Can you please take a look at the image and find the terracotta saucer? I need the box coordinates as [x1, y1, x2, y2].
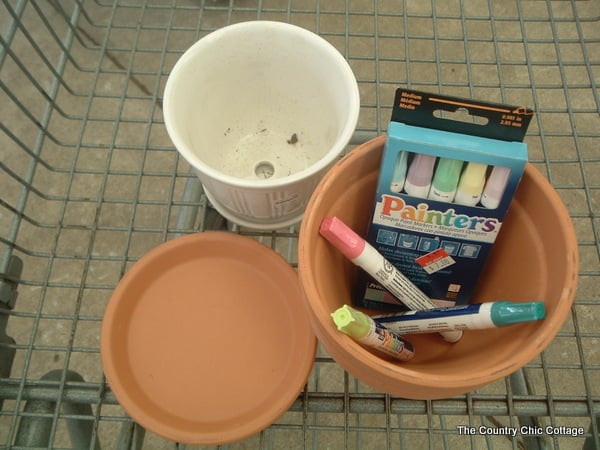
[101, 232, 316, 445]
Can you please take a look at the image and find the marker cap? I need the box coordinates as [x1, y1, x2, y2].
[404, 154, 436, 198]
[428, 158, 464, 201]
[454, 162, 488, 206]
[320, 216, 365, 260]
[441, 329, 463, 343]
[490, 301, 546, 326]
[331, 305, 370, 338]
[390, 151, 409, 193]
[481, 166, 511, 209]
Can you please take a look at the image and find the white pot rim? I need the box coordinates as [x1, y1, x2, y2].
[163, 20, 360, 189]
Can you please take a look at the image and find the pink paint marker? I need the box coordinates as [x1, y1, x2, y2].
[319, 216, 463, 343]
[481, 165, 511, 209]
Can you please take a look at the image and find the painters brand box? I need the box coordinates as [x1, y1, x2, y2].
[357, 89, 534, 309]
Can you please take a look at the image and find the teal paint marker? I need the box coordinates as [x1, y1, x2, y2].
[390, 151, 409, 193]
[404, 154, 437, 198]
[373, 301, 546, 334]
[454, 162, 488, 206]
[481, 166, 511, 209]
[428, 158, 464, 202]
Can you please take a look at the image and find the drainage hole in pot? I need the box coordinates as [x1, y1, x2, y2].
[255, 161, 275, 179]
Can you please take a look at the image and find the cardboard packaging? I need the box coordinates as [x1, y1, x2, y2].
[357, 89, 534, 310]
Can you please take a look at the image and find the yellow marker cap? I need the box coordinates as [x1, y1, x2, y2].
[331, 305, 371, 339]
[455, 162, 488, 206]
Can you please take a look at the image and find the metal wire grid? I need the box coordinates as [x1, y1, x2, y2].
[0, 0, 599, 448]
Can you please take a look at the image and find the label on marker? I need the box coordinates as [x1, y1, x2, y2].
[416, 248, 455, 274]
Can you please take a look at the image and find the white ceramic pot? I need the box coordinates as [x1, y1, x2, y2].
[164, 21, 359, 229]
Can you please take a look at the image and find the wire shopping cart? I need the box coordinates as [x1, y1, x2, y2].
[1, 0, 599, 448]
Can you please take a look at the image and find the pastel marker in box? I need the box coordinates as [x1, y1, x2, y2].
[481, 166, 511, 209]
[454, 162, 488, 206]
[373, 301, 546, 335]
[331, 305, 415, 361]
[403, 154, 437, 198]
[390, 151, 409, 193]
[428, 158, 464, 202]
[319, 216, 463, 343]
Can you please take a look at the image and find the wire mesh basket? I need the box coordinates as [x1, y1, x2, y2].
[1, 0, 599, 449]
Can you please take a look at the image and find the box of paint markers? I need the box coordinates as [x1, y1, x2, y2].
[358, 89, 534, 309]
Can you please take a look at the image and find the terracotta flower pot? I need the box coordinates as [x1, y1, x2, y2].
[298, 135, 578, 400]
